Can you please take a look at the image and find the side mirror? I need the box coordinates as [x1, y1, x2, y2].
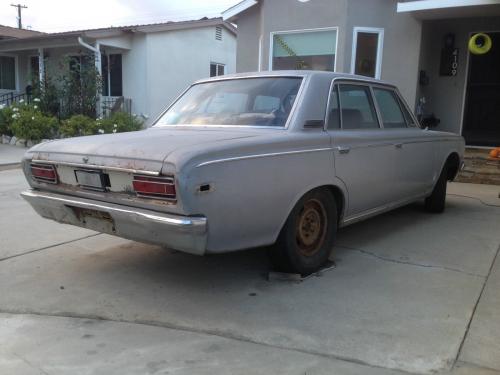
[421, 115, 440, 128]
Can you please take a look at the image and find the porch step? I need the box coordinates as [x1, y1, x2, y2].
[455, 148, 500, 186]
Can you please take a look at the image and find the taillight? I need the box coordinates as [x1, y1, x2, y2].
[31, 163, 58, 184]
[132, 175, 176, 200]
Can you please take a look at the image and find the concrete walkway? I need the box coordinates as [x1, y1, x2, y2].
[1, 168, 499, 375]
[0, 144, 27, 169]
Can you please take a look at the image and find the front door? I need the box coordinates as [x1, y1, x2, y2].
[463, 32, 500, 146]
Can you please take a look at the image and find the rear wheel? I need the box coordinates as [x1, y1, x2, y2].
[425, 165, 448, 213]
[269, 189, 337, 275]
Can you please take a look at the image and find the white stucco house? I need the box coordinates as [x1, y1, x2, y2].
[0, 18, 236, 125]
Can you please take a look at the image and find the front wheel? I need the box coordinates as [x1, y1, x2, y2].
[425, 165, 448, 213]
[269, 189, 337, 275]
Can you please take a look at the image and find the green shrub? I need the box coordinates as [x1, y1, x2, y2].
[0, 105, 14, 136]
[10, 103, 58, 141]
[60, 114, 97, 137]
[99, 112, 143, 134]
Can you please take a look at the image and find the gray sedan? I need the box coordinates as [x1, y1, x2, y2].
[21, 71, 465, 274]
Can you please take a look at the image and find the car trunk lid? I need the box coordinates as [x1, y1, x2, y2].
[30, 127, 258, 173]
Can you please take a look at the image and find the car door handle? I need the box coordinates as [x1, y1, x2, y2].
[394, 143, 403, 149]
[336, 146, 351, 154]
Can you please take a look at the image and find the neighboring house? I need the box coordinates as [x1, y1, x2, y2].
[0, 24, 43, 40]
[0, 25, 43, 95]
[0, 18, 236, 125]
[223, 0, 500, 146]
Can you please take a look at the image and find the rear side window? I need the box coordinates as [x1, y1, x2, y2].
[338, 84, 379, 129]
[373, 88, 407, 128]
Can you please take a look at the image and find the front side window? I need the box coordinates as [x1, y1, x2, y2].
[373, 88, 406, 128]
[338, 84, 378, 129]
[0, 56, 16, 90]
[155, 77, 302, 128]
[272, 29, 337, 71]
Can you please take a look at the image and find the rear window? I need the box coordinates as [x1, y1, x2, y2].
[155, 77, 302, 128]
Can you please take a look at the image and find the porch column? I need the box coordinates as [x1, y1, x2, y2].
[95, 42, 102, 76]
[38, 47, 45, 88]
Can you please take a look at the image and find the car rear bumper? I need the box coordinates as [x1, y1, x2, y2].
[21, 189, 207, 255]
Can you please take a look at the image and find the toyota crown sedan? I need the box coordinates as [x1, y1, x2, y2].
[21, 71, 465, 275]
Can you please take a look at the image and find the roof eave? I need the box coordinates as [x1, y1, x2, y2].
[222, 0, 258, 22]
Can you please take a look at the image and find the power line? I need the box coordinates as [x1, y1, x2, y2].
[10, 3, 27, 29]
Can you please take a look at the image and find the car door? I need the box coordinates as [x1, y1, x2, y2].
[326, 82, 396, 218]
[371, 86, 436, 200]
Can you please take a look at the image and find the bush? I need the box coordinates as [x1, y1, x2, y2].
[60, 114, 96, 137]
[10, 103, 58, 141]
[98, 112, 143, 134]
[0, 105, 14, 136]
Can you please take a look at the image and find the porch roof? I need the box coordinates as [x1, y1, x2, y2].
[0, 17, 236, 53]
[397, 0, 500, 19]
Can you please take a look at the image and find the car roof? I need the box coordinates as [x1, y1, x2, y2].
[194, 70, 395, 88]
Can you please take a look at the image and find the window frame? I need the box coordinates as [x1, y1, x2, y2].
[350, 27, 384, 79]
[269, 26, 339, 72]
[210, 62, 225, 77]
[153, 75, 306, 130]
[0, 53, 18, 91]
[371, 86, 409, 129]
[333, 81, 381, 130]
[101, 53, 123, 97]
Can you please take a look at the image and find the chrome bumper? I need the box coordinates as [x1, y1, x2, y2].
[21, 189, 207, 255]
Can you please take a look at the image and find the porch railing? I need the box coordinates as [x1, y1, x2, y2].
[0, 92, 32, 107]
[99, 96, 132, 118]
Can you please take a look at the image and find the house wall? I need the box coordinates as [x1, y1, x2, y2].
[345, 0, 422, 106]
[119, 26, 236, 126]
[235, 4, 262, 72]
[233, 0, 421, 108]
[142, 26, 236, 125]
[121, 34, 148, 121]
[417, 17, 500, 134]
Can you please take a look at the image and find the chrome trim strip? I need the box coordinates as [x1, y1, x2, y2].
[32, 160, 160, 176]
[21, 189, 204, 228]
[196, 147, 332, 168]
[341, 191, 430, 227]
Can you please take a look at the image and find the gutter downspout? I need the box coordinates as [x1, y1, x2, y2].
[78, 37, 102, 75]
[78, 37, 102, 116]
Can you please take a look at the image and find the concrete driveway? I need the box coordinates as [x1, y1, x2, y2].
[1, 167, 499, 375]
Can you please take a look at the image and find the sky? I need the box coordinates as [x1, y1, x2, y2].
[0, 0, 240, 32]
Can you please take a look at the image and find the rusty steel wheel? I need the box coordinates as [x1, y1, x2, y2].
[295, 199, 328, 257]
[270, 188, 338, 275]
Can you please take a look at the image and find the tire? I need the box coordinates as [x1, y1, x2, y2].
[425, 165, 448, 213]
[269, 189, 338, 275]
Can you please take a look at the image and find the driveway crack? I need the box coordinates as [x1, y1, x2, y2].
[0, 234, 101, 262]
[338, 245, 486, 278]
[453, 243, 500, 369]
[448, 193, 500, 208]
